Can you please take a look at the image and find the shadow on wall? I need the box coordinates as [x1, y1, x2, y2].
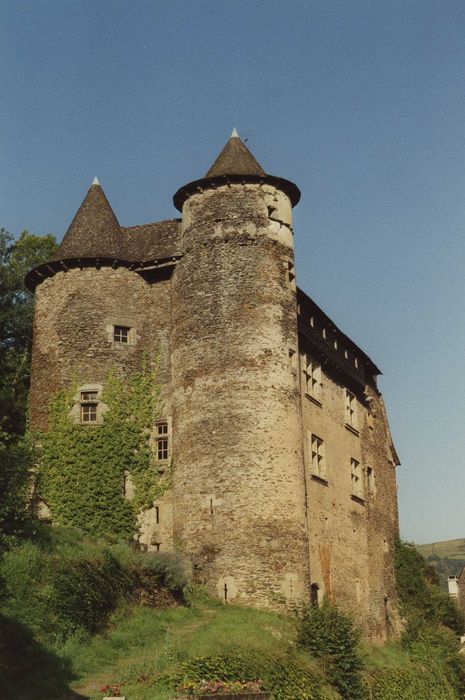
[0, 614, 86, 700]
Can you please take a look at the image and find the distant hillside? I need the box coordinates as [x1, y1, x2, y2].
[416, 538, 465, 590]
[417, 538, 465, 561]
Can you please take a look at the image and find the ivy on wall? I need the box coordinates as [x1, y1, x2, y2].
[37, 362, 170, 539]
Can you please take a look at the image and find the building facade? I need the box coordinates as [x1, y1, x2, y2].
[27, 131, 400, 640]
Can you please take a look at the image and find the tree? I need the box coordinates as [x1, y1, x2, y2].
[0, 229, 57, 435]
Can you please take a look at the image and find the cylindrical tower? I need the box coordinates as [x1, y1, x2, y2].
[171, 131, 310, 607]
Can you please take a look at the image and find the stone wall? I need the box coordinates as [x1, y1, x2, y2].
[170, 182, 310, 607]
[298, 348, 399, 640]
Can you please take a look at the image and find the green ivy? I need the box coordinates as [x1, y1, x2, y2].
[37, 362, 169, 539]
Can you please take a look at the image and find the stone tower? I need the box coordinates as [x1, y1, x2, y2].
[170, 130, 310, 605]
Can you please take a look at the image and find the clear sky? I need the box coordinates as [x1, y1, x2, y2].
[2, 0, 465, 544]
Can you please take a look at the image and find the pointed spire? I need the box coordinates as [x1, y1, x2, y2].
[56, 180, 122, 259]
[205, 130, 265, 178]
[91, 176, 100, 186]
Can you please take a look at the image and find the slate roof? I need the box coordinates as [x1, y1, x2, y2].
[53, 181, 181, 263]
[205, 132, 266, 177]
[173, 130, 301, 210]
[121, 220, 181, 261]
[56, 181, 123, 260]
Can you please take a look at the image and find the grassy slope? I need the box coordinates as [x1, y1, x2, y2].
[63, 598, 308, 699]
[51, 596, 408, 700]
[417, 538, 465, 561]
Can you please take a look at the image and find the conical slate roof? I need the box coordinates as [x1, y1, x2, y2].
[56, 179, 122, 259]
[205, 129, 266, 178]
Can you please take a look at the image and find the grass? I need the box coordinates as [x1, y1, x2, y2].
[61, 594, 302, 700]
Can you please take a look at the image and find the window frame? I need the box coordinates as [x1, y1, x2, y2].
[154, 418, 171, 467]
[302, 354, 322, 405]
[344, 389, 359, 433]
[350, 457, 364, 501]
[310, 434, 327, 481]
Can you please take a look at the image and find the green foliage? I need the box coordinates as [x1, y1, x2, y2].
[408, 625, 465, 697]
[297, 600, 366, 699]
[368, 663, 456, 699]
[0, 228, 57, 435]
[177, 652, 325, 700]
[0, 431, 33, 548]
[395, 539, 465, 636]
[37, 363, 169, 539]
[0, 531, 187, 644]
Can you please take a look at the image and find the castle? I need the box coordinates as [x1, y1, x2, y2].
[27, 130, 400, 640]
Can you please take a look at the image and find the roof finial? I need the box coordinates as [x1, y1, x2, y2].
[230, 127, 239, 139]
[91, 176, 100, 186]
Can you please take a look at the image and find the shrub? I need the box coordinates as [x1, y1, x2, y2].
[0, 533, 188, 643]
[395, 539, 465, 636]
[408, 625, 465, 697]
[177, 652, 325, 700]
[368, 663, 456, 699]
[297, 600, 366, 699]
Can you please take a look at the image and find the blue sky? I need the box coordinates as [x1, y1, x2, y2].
[2, 0, 465, 544]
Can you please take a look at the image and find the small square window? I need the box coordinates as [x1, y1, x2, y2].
[114, 325, 130, 343]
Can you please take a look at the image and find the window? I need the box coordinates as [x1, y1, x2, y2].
[155, 420, 170, 462]
[80, 391, 98, 423]
[311, 434, 326, 479]
[351, 458, 363, 499]
[344, 389, 358, 430]
[113, 325, 130, 343]
[303, 355, 321, 401]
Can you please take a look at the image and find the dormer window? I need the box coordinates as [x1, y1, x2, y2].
[114, 325, 130, 343]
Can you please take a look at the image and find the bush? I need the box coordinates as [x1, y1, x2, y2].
[0, 432, 33, 548]
[395, 539, 465, 635]
[0, 531, 188, 643]
[177, 652, 325, 700]
[297, 600, 366, 699]
[368, 663, 456, 699]
[408, 625, 465, 697]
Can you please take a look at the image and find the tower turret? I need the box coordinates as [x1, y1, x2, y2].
[170, 131, 310, 606]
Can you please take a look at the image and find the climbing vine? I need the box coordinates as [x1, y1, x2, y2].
[37, 361, 171, 539]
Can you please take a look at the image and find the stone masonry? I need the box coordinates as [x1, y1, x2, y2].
[27, 130, 401, 640]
